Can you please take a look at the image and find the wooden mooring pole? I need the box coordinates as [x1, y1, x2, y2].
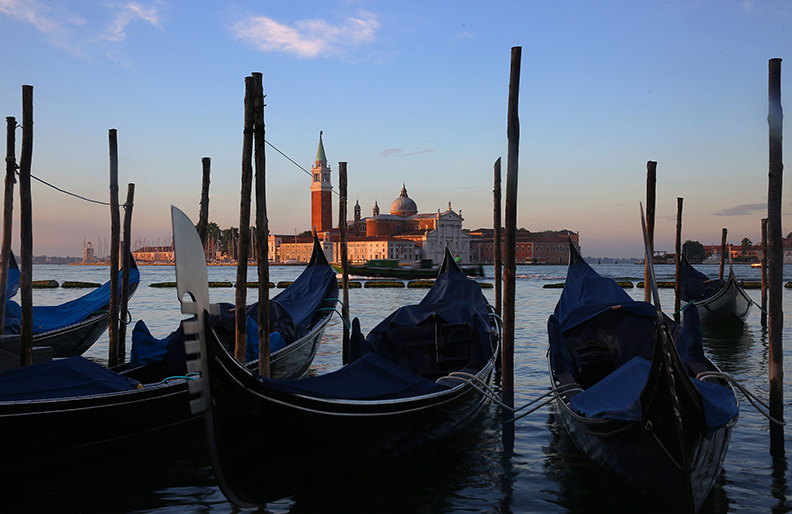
[761, 218, 767, 328]
[108, 129, 121, 366]
[719, 228, 727, 280]
[198, 157, 211, 248]
[674, 197, 683, 323]
[19, 86, 33, 367]
[502, 46, 521, 426]
[252, 72, 270, 378]
[339, 162, 350, 364]
[0, 117, 17, 335]
[235, 75, 255, 364]
[494, 157, 502, 319]
[766, 57, 784, 455]
[644, 161, 656, 303]
[118, 183, 134, 362]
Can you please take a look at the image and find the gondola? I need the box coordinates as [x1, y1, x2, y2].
[678, 254, 752, 322]
[0, 233, 338, 474]
[0, 253, 140, 360]
[172, 206, 500, 507]
[127, 230, 338, 380]
[547, 238, 738, 512]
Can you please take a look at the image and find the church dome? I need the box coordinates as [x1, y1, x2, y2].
[390, 184, 418, 217]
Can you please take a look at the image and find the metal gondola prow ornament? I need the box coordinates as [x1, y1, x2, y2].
[171, 205, 219, 415]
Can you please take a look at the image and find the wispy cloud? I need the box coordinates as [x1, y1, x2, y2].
[379, 147, 436, 158]
[231, 10, 378, 58]
[0, 0, 86, 53]
[713, 203, 766, 216]
[101, 2, 164, 42]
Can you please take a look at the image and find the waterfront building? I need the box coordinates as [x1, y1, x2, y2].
[469, 229, 579, 265]
[268, 133, 578, 265]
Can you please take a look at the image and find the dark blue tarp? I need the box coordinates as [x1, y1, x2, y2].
[678, 255, 724, 302]
[570, 356, 651, 421]
[0, 356, 140, 401]
[4, 252, 19, 299]
[3, 265, 140, 334]
[255, 351, 445, 400]
[130, 254, 337, 367]
[550, 254, 738, 430]
[349, 253, 494, 372]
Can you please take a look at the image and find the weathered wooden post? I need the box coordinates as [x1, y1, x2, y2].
[719, 228, 727, 280]
[766, 57, 784, 455]
[107, 129, 121, 366]
[761, 217, 768, 328]
[118, 183, 134, 362]
[252, 72, 270, 378]
[674, 197, 683, 323]
[198, 157, 211, 248]
[494, 157, 502, 319]
[503, 46, 521, 425]
[19, 86, 33, 367]
[644, 161, 656, 303]
[339, 162, 350, 364]
[0, 117, 17, 335]
[235, 75, 255, 363]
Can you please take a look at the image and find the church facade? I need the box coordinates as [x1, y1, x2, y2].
[270, 133, 472, 264]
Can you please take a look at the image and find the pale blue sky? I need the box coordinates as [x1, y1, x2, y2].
[0, 0, 788, 258]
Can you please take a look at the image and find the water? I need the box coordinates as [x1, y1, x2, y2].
[4, 262, 792, 513]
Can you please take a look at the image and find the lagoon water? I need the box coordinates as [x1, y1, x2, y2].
[4, 262, 791, 513]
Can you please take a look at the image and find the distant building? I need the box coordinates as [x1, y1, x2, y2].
[83, 242, 95, 263]
[132, 245, 174, 263]
[469, 229, 580, 264]
[268, 133, 578, 265]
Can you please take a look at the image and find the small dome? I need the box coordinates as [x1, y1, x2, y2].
[390, 184, 418, 217]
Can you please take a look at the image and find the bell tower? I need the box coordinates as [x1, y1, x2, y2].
[310, 131, 333, 232]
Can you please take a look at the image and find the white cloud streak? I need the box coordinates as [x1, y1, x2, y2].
[0, 0, 86, 52]
[102, 2, 163, 42]
[232, 10, 379, 58]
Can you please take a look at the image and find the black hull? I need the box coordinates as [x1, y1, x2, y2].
[0, 310, 333, 473]
[205, 322, 496, 505]
[0, 280, 140, 360]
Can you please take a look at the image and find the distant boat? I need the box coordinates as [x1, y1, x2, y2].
[750, 262, 761, 268]
[678, 254, 752, 322]
[548, 241, 738, 512]
[332, 258, 484, 279]
[0, 253, 140, 368]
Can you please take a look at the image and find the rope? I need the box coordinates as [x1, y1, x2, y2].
[696, 371, 785, 425]
[161, 372, 200, 383]
[265, 139, 341, 198]
[28, 172, 111, 205]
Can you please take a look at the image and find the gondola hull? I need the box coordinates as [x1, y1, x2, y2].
[552, 364, 734, 511]
[0, 306, 334, 474]
[689, 273, 752, 323]
[205, 326, 496, 505]
[548, 238, 738, 512]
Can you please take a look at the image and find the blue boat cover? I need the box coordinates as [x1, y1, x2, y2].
[349, 253, 494, 372]
[255, 351, 446, 400]
[550, 255, 738, 430]
[4, 251, 19, 299]
[0, 356, 140, 401]
[570, 356, 651, 421]
[678, 255, 725, 302]
[3, 265, 140, 334]
[130, 256, 337, 367]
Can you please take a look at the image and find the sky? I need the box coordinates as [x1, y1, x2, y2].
[0, 0, 789, 259]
